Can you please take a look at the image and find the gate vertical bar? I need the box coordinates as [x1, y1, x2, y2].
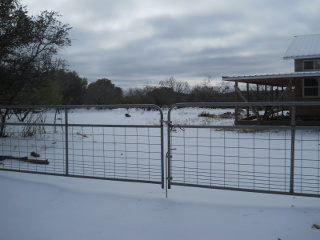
[167, 107, 172, 190]
[160, 109, 165, 189]
[65, 108, 69, 176]
[290, 105, 296, 193]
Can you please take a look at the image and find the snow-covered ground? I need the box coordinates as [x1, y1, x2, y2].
[1, 107, 320, 239]
[1, 171, 320, 240]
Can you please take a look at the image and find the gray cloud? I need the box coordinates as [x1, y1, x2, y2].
[24, 0, 320, 89]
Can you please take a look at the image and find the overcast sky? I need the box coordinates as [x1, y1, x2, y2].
[23, 0, 320, 90]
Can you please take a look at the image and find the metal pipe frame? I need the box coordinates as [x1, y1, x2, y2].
[0, 104, 165, 188]
[167, 101, 320, 198]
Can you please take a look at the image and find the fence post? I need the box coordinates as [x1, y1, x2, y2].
[167, 108, 172, 190]
[65, 108, 69, 176]
[290, 105, 296, 193]
[160, 110, 165, 189]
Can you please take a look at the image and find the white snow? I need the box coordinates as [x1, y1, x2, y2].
[1, 107, 320, 240]
[1, 171, 320, 240]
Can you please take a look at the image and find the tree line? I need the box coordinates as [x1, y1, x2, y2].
[0, 71, 234, 106]
[79, 76, 234, 106]
[123, 77, 234, 107]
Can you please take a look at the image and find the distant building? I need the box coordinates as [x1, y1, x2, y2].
[222, 34, 320, 125]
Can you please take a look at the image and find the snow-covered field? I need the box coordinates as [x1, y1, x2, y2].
[1, 171, 320, 240]
[1, 107, 320, 240]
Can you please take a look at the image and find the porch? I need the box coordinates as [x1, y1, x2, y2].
[222, 72, 320, 126]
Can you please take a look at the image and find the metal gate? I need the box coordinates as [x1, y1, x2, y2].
[0, 104, 164, 188]
[1, 102, 320, 197]
[167, 102, 320, 197]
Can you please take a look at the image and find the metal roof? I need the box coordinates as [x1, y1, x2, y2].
[283, 34, 320, 59]
[222, 71, 320, 87]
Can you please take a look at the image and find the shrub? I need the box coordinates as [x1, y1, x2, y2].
[198, 112, 216, 118]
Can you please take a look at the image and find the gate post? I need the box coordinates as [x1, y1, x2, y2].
[290, 105, 296, 193]
[167, 108, 173, 190]
[159, 109, 165, 189]
[65, 108, 69, 176]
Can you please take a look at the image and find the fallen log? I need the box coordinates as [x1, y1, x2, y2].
[0, 155, 49, 165]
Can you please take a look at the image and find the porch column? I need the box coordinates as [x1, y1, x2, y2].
[246, 83, 249, 118]
[235, 81, 239, 125]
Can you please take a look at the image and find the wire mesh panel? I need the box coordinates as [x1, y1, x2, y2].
[0, 123, 66, 174]
[169, 126, 292, 192]
[0, 105, 164, 187]
[167, 102, 320, 197]
[67, 125, 162, 183]
[0, 109, 66, 175]
[294, 129, 320, 195]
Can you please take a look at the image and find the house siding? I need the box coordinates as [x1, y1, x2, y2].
[295, 58, 320, 72]
[295, 79, 320, 119]
[294, 59, 303, 71]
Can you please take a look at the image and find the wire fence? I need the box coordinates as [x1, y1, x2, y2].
[67, 125, 162, 183]
[0, 105, 164, 187]
[1, 102, 320, 197]
[167, 102, 320, 197]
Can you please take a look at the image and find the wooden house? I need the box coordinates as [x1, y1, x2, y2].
[222, 34, 320, 126]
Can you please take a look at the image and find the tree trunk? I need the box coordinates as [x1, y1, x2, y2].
[0, 108, 10, 137]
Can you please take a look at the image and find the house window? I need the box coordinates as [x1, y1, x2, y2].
[303, 59, 320, 71]
[303, 78, 320, 97]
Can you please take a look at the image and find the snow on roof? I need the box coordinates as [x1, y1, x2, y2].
[222, 71, 320, 86]
[283, 34, 320, 59]
[222, 71, 320, 80]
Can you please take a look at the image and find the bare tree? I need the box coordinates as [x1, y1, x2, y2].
[159, 77, 190, 94]
[189, 76, 232, 102]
